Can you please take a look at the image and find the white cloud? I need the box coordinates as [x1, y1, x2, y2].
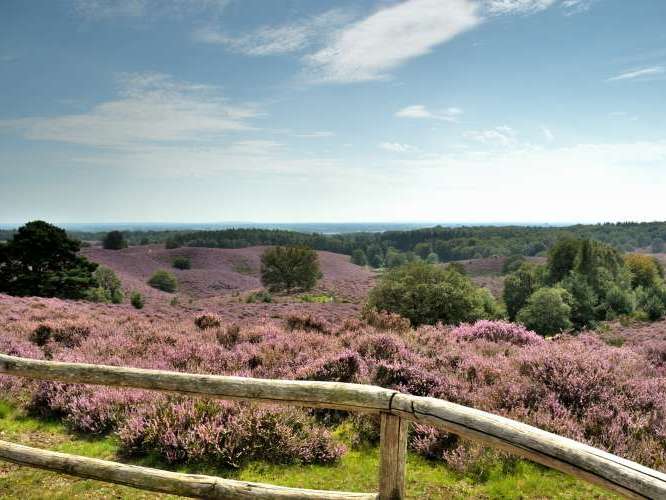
[294, 131, 335, 138]
[607, 66, 665, 82]
[305, 0, 480, 83]
[483, 0, 556, 15]
[194, 10, 351, 56]
[395, 105, 463, 122]
[2, 72, 259, 148]
[464, 126, 517, 146]
[540, 126, 554, 142]
[379, 142, 418, 153]
[74, 0, 230, 19]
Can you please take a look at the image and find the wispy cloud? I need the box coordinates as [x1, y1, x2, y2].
[395, 105, 463, 122]
[607, 66, 665, 82]
[304, 0, 480, 83]
[540, 126, 554, 142]
[2, 72, 259, 148]
[194, 9, 352, 56]
[74, 0, 230, 20]
[464, 126, 517, 146]
[379, 142, 419, 153]
[483, 0, 556, 15]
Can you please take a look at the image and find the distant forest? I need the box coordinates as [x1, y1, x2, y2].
[3, 222, 665, 264]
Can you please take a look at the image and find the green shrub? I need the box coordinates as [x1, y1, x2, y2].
[560, 272, 598, 330]
[425, 252, 439, 264]
[300, 293, 334, 303]
[172, 256, 191, 270]
[102, 231, 127, 250]
[86, 266, 123, 304]
[260, 246, 322, 292]
[130, 291, 144, 309]
[636, 285, 666, 320]
[503, 264, 542, 320]
[604, 285, 635, 316]
[350, 249, 367, 266]
[165, 238, 180, 249]
[148, 270, 178, 293]
[384, 248, 407, 269]
[516, 287, 572, 336]
[502, 255, 526, 275]
[367, 261, 495, 327]
[624, 254, 662, 289]
[246, 290, 273, 303]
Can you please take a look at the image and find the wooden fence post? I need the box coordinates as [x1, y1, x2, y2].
[378, 412, 408, 500]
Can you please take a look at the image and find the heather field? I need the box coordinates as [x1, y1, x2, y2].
[1, 285, 665, 497]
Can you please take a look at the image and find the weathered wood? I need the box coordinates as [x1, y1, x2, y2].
[390, 394, 666, 500]
[0, 353, 395, 413]
[0, 440, 377, 499]
[1, 353, 666, 499]
[378, 413, 408, 500]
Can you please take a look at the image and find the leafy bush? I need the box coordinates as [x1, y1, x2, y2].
[624, 254, 662, 288]
[102, 231, 127, 250]
[604, 285, 635, 316]
[148, 270, 178, 293]
[560, 272, 598, 330]
[165, 238, 180, 249]
[384, 248, 407, 268]
[172, 256, 191, 270]
[0, 221, 98, 299]
[367, 261, 496, 327]
[636, 285, 666, 320]
[87, 266, 123, 304]
[426, 252, 439, 264]
[502, 255, 526, 275]
[350, 249, 367, 266]
[194, 313, 222, 330]
[260, 246, 322, 292]
[516, 287, 572, 336]
[245, 290, 272, 303]
[503, 264, 542, 321]
[130, 291, 144, 309]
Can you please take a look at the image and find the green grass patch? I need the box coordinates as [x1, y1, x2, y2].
[299, 293, 335, 303]
[0, 401, 617, 499]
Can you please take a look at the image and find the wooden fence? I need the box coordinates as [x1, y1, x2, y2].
[0, 353, 665, 499]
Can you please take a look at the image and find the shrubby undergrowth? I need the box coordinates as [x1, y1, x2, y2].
[1, 297, 665, 472]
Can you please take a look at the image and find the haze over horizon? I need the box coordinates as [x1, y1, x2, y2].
[2, 0, 665, 224]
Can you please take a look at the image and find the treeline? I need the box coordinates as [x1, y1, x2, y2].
[160, 222, 666, 265]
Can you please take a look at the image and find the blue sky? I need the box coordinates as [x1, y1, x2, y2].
[1, 0, 665, 224]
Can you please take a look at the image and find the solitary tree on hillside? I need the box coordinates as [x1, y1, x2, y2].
[260, 246, 322, 292]
[0, 220, 98, 299]
[103, 230, 127, 250]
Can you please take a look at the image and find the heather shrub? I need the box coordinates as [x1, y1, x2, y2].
[260, 246, 322, 292]
[452, 320, 543, 346]
[360, 307, 411, 333]
[217, 324, 241, 348]
[118, 399, 344, 467]
[296, 350, 363, 383]
[367, 261, 493, 326]
[516, 287, 572, 336]
[130, 291, 144, 309]
[194, 313, 222, 330]
[172, 256, 191, 270]
[285, 314, 329, 334]
[148, 270, 177, 293]
[29, 322, 90, 349]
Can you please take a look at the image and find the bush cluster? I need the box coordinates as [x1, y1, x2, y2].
[148, 270, 178, 293]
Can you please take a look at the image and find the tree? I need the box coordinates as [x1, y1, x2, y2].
[148, 270, 178, 293]
[0, 221, 98, 299]
[516, 287, 572, 336]
[384, 248, 407, 268]
[426, 252, 439, 264]
[102, 231, 127, 250]
[365, 244, 384, 268]
[367, 261, 496, 327]
[560, 272, 598, 330]
[350, 249, 367, 266]
[413, 242, 432, 260]
[624, 253, 662, 289]
[503, 264, 542, 320]
[547, 238, 580, 283]
[260, 246, 322, 292]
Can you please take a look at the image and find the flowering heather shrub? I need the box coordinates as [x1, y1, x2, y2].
[2, 295, 666, 472]
[452, 320, 543, 346]
[29, 322, 91, 349]
[118, 398, 344, 467]
[285, 314, 330, 334]
[193, 313, 222, 330]
[360, 307, 411, 333]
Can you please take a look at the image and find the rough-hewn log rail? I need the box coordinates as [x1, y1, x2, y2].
[1, 353, 666, 499]
[0, 440, 376, 499]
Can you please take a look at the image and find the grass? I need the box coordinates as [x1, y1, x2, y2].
[299, 293, 336, 303]
[0, 401, 617, 499]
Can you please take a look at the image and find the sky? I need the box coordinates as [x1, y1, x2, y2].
[1, 0, 665, 224]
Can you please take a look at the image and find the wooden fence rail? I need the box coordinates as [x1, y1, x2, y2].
[1, 353, 665, 499]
